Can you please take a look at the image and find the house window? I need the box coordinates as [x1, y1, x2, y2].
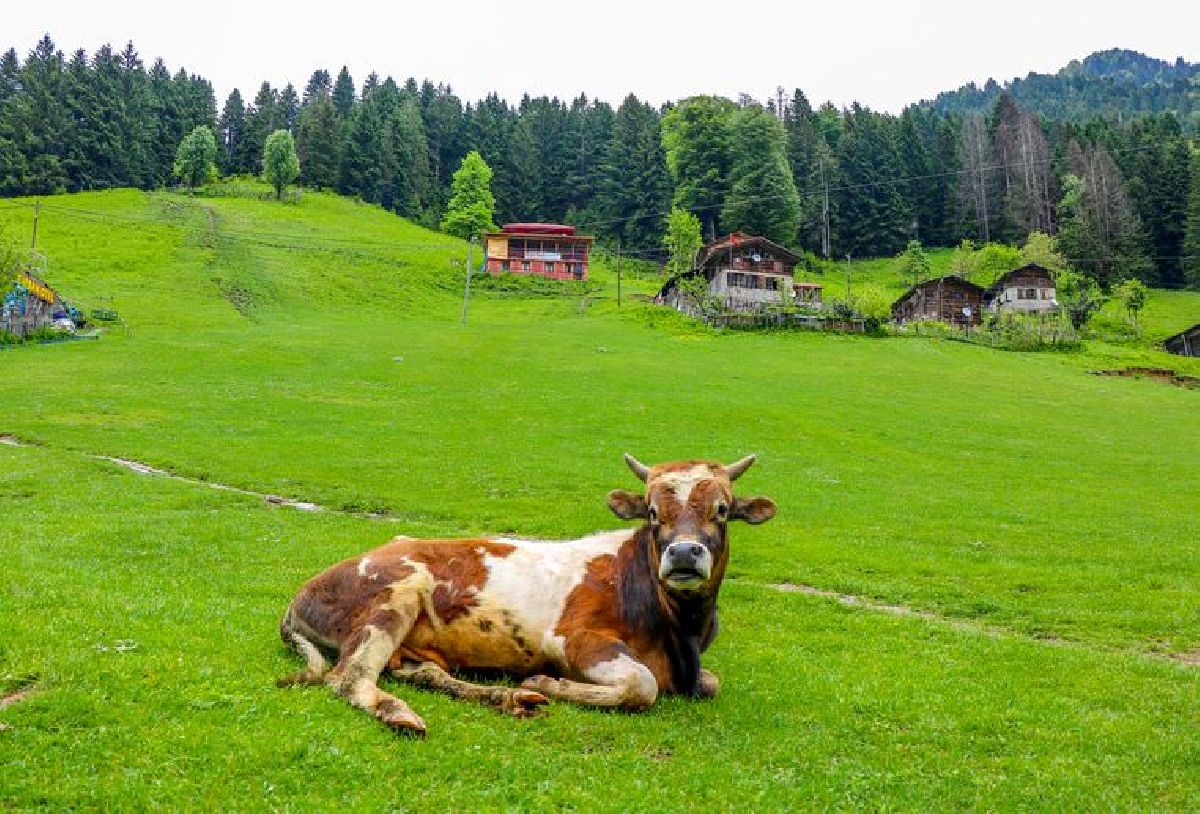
[501, 260, 510, 272]
[1018, 287, 1037, 300]
[521, 261, 530, 273]
[545, 262, 556, 274]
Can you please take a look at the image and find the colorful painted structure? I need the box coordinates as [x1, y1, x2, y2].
[483, 223, 595, 281]
[1, 271, 70, 337]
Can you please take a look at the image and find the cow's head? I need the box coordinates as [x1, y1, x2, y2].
[607, 454, 776, 597]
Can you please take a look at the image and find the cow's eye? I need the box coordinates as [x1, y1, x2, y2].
[715, 502, 729, 521]
[648, 505, 659, 524]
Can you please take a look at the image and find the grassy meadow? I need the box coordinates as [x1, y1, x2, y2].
[1, 187, 1198, 810]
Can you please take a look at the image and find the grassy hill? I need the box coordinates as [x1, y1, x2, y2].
[1, 187, 1198, 810]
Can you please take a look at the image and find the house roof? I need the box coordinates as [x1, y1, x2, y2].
[891, 275, 985, 310]
[695, 233, 800, 268]
[984, 263, 1055, 299]
[1163, 323, 1200, 343]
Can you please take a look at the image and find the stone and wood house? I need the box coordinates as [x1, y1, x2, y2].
[983, 263, 1057, 314]
[659, 233, 813, 312]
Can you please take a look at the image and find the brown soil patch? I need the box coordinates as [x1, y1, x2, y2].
[1089, 367, 1200, 389]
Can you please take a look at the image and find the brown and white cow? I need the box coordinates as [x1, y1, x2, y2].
[278, 454, 776, 736]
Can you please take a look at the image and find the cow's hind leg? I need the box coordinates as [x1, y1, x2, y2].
[522, 633, 658, 711]
[277, 605, 331, 687]
[389, 660, 549, 718]
[324, 593, 426, 736]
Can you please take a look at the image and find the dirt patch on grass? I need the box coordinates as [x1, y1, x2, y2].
[1089, 367, 1200, 389]
[1171, 649, 1200, 666]
[1, 678, 38, 712]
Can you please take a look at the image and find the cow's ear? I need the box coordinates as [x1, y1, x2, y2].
[731, 496, 776, 525]
[607, 489, 648, 520]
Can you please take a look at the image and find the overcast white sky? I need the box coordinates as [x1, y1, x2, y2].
[8, 1, 1199, 112]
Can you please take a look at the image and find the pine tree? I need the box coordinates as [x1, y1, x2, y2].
[783, 88, 834, 254]
[337, 101, 383, 200]
[238, 82, 279, 175]
[440, 150, 497, 239]
[218, 89, 247, 173]
[1182, 151, 1200, 291]
[278, 83, 300, 132]
[600, 94, 671, 250]
[722, 104, 800, 246]
[296, 91, 338, 189]
[332, 67, 355, 117]
[303, 69, 332, 106]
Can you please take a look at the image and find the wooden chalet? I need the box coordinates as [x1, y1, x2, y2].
[891, 275, 985, 327]
[1163, 324, 1199, 357]
[483, 223, 594, 281]
[659, 233, 803, 312]
[984, 263, 1057, 314]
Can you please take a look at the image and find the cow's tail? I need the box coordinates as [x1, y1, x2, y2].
[276, 601, 332, 687]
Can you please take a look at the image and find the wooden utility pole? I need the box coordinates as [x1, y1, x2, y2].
[844, 254, 852, 304]
[616, 240, 622, 309]
[461, 236, 475, 325]
[30, 200, 40, 251]
[820, 160, 831, 259]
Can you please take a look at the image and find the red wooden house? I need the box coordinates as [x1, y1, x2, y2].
[483, 223, 595, 281]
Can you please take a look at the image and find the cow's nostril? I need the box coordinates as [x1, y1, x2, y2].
[690, 543, 704, 558]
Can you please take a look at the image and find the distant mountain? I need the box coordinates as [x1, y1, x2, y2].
[918, 48, 1198, 125]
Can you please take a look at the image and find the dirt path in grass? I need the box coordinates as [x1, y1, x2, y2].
[2, 432, 1197, 669]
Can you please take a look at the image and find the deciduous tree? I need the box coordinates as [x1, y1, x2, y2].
[262, 129, 299, 199]
[440, 150, 497, 240]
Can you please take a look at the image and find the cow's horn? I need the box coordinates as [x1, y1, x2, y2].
[623, 453, 651, 482]
[725, 454, 757, 481]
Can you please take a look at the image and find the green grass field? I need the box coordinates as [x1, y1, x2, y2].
[1, 188, 1198, 810]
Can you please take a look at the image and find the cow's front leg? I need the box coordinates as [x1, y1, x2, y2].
[522, 633, 657, 711]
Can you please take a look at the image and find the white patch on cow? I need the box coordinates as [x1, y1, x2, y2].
[585, 652, 658, 707]
[357, 556, 372, 578]
[481, 530, 632, 664]
[653, 465, 713, 506]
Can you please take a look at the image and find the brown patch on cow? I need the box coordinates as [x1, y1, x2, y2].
[478, 618, 495, 633]
[397, 540, 516, 625]
[553, 549, 676, 692]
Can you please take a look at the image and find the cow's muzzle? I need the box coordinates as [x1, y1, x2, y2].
[659, 539, 713, 590]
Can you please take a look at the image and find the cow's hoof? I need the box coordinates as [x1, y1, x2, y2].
[375, 699, 426, 738]
[500, 688, 549, 718]
[695, 669, 719, 699]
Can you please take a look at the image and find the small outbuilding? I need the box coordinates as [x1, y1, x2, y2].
[891, 276, 985, 327]
[984, 263, 1057, 314]
[1, 271, 71, 338]
[1163, 324, 1199, 357]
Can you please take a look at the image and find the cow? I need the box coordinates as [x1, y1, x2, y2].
[278, 454, 776, 736]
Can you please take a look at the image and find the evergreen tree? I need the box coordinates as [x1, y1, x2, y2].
[278, 83, 300, 132]
[218, 89, 247, 172]
[238, 82, 279, 174]
[262, 129, 300, 198]
[440, 150, 497, 239]
[337, 100, 383, 200]
[296, 91, 339, 189]
[1182, 150, 1200, 291]
[832, 105, 912, 257]
[721, 104, 800, 246]
[1122, 114, 1190, 287]
[783, 88, 834, 254]
[600, 94, 671, 250]
[332, 66, 355, 117]
[303, 69, 332, 106]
